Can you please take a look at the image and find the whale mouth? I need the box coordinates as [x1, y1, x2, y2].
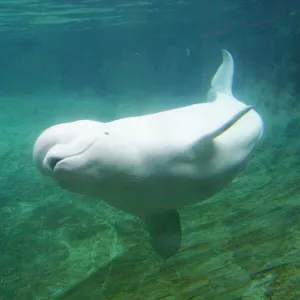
[44, 138, 97, 173]
[48, 156, 64, 171]
[43, 154, 68, 173]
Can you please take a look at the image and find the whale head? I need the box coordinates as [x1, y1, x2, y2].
[33, 120, 140, 195]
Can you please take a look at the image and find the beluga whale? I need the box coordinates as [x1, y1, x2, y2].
[33, 50, 263, 259]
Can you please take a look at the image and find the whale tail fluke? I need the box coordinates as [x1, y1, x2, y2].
[207, 49, 234, 102]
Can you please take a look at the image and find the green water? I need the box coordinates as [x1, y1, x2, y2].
[1, 1, 300, 299]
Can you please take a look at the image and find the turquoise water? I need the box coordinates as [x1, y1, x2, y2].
[1, 1, 300, 299]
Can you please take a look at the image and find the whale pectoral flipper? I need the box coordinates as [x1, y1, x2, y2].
[145, 209, 181, 259]
[190, 105, 254, 156]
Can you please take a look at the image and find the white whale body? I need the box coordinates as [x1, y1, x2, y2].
[33, 50, 263, 258]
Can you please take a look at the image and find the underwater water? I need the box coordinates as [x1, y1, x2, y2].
[1, 0, 300, 299]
